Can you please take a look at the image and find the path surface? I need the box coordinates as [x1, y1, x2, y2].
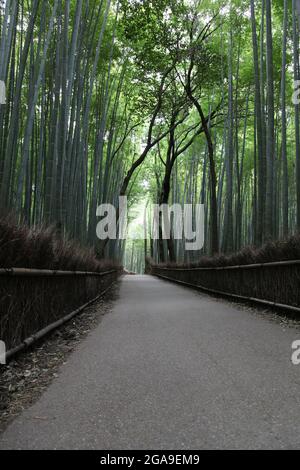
[1, 275, 300, 450]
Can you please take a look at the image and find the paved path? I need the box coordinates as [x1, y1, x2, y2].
[1, 275, 300, 450]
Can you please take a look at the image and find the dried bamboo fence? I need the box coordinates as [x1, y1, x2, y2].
[151, 260, 300, 313]
[0, 268, 121, 351]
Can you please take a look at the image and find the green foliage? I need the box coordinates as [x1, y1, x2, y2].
[1, 0, 299, 269]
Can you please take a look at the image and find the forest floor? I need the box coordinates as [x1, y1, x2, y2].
[1, 275, 300, 449]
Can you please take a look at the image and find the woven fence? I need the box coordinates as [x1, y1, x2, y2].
[151, 260, 300, 311]
[0, 268, 121, 350]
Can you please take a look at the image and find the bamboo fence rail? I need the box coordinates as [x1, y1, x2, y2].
[0, 267, 122, 350]
[151, 260, 300, 313]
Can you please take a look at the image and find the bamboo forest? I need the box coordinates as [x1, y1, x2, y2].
[0, 0, 300, 271]
[3, 0, 300, 452]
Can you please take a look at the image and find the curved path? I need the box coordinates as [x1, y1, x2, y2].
[1, 275, 300, 449]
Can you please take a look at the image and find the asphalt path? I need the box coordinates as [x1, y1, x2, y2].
[1, 275, 300, 449]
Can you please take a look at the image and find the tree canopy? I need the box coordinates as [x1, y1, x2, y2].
[0, 0, 299, 272]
